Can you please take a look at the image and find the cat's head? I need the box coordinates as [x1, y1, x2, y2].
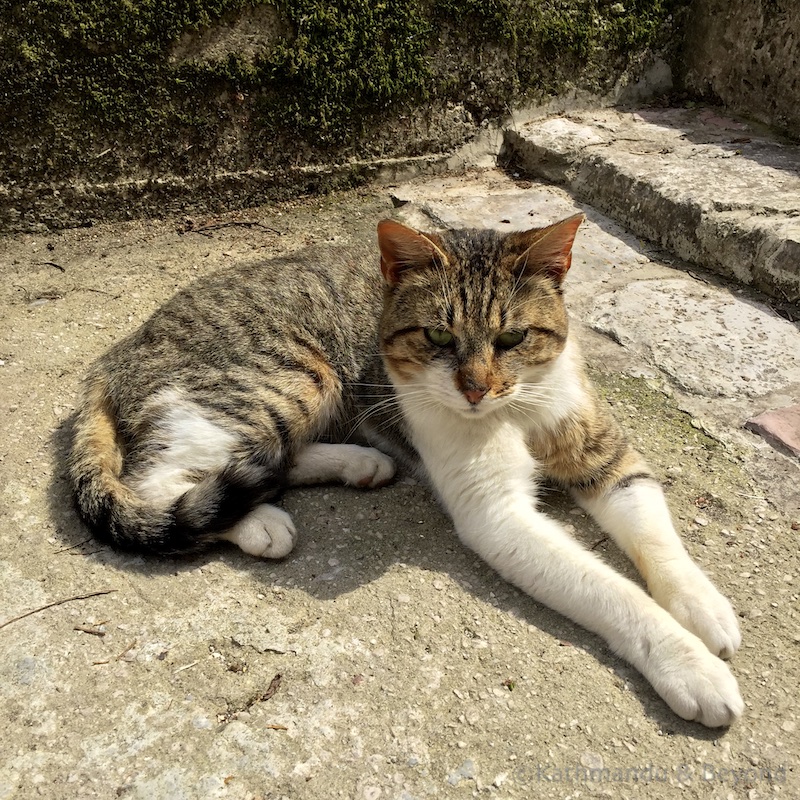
[377, 214, 583, 418]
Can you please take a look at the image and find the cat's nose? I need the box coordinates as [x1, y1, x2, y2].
[464, 388, 488, 405]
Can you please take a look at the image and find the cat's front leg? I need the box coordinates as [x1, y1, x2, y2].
[534, 395, 740, 660]
[574, 479, 741, 659]
[413, 420, 742, 726]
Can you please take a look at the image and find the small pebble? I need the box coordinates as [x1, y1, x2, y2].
[580, 751, 604, 769]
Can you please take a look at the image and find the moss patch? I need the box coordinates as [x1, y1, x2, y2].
[588, 370, 755, 533]
[0, 0, 686, 215]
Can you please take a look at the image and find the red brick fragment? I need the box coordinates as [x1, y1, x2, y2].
[746, 405, 800, 457]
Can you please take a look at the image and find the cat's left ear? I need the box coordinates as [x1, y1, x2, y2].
[377, 219, 449, 286]
[510, 213, 584, 285]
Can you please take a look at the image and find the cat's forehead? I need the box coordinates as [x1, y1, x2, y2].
[438, 227, 507, 263]
[430, 228, 545, 294]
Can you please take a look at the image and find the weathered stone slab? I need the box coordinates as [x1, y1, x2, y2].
[505, 108, 800, 303]
[746, 406, 800, 458]
[587, 279, 800, 399]
[682, 0, 800, 137]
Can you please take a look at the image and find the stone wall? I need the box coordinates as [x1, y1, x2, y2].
[0, 0, 683, 231]
[681, 0, 800, 137]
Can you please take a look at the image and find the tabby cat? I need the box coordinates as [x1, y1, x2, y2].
[68, 214, 742, 727]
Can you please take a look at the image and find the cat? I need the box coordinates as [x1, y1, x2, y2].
[68, 213, 743, 727]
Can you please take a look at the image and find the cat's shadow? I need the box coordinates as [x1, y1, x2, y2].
[48, 419, 726, 741]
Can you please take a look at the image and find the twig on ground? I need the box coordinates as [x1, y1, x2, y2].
[0, 589, 117, 631]
[590, 537, 609, 550]
[76, 287, 122, 299]
[217, 673, 284, 728]
[55, 537, 94, 554]
[40, 261, 66, 272]
[74, 624, 106, 637]
[116, 640, 137, 661]
[260, 673, 283, 702]
[192, 221, 281, 236]
[173, 661, 200, 674]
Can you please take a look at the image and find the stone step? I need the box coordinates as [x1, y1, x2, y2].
[503, 107, 800, 304]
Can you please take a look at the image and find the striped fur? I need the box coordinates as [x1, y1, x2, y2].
[69, 247, 374, 553]
[68, 216, 743, 726]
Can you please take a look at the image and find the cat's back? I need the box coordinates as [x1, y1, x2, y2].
[93, 242, 384, 401]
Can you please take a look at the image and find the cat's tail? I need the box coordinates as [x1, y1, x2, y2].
[68, 376, 276, 554]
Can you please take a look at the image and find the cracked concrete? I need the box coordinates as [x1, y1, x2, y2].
[1, 158, 799, 796]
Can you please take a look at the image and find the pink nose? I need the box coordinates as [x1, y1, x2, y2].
[464, 388, 487, 405]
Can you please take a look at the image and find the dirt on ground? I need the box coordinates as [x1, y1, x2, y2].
[0, 171, 797, 799]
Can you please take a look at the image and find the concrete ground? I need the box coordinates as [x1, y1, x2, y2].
[1, 120, 799, 798]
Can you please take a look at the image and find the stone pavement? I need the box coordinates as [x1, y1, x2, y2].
[1, 112, 799, 799]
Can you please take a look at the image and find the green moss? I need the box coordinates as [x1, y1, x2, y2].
[590, 371, 722, 458]
[0, 0, 685, 184]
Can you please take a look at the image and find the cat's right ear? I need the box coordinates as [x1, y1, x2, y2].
[377, 220, 449, 286]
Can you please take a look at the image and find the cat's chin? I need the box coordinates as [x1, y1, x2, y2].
[449, 398, 506, 420]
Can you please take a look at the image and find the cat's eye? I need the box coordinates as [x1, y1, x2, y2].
[424, 327, 454, 347]
[496, 330, 526, 350]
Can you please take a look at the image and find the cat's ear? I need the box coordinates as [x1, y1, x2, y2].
[377, 220, 449, 286]
[510, 213, 584, 285]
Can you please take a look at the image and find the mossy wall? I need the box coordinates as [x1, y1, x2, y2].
[680, 0, 800, 137]
[0, 0, 685, 229]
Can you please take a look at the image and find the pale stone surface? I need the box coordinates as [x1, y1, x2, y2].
[586, 279, 800, 399]
[505, 107, 800, 303]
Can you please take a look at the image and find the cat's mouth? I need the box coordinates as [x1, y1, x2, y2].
[455, 394, 505, 419]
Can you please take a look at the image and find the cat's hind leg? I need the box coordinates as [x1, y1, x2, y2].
[126, 392, 298, 555]
[220, 444, 394, 559]
[220, 445, 394, 559]
[287, 443, 395, 488]
[220, 504, 297, 558]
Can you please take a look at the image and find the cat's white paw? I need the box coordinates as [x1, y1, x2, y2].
[644, 629, 743, 728]
[341, 447, 396, 488]
[655, 569, 741, 659]
[222, 504, 297, 559]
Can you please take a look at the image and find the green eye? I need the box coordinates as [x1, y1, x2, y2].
[424, 327, 454, 347]
[496, 330, 526, 349]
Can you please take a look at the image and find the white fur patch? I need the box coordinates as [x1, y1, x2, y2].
[222, 504, 297, 558]
[288, 443, 395, 488]
[512, 338, 586, 432]
[131, 390, 239, 507]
